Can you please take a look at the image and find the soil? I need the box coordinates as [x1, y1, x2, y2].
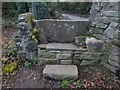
[2, 64, 120, 89]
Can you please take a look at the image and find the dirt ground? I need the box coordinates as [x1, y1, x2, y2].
[2, 64, 120, 89]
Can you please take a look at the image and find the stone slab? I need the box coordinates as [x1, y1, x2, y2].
[46, 43, 77, 51]
[43, 65, 78, 80]
[37, 20, 89, 43]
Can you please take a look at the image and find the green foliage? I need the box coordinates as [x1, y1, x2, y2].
[2, 2, 29, 19]
[76, 80, 83, 88]
[31, 28, 40, 43]
[2, 19, 15, 29]
[61, 79, 74, 88]
[57, 2, 92, 14]
[3, 43, 18, 57]
[61, 79, 83, 88]
[3, 62, 18, 75]
[24, 59, 37, 67]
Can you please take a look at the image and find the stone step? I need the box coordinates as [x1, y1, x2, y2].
[43, 65, 78, 80]
[46, 43, 77, 51]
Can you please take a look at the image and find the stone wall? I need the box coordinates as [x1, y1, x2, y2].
[89, 2, 120, 73]
[38, 43, 101, 66]
[13, 2, 120, 75]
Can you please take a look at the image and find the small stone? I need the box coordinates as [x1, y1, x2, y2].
[43, 65, 78, 80]
[102, 11, 119, 17]
[46, 59, 58, 64]
[60, 60, 72, 65]
[75, 36, 86, 46]
[56, 53, 71, 59]
[38, 51, 56, 59]
[38, 44, 47, 50]
[73, 60, 81, 65]
[95, 21, 108, 29]
[80, 60, 96, 66]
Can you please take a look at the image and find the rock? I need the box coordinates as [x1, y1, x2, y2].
[75, 36, 86, 46]
[109, 22, 119, 28]
[102, 11, 119, 17]
[38, 44, 47, 50]
[46, 43, 77, 51]
[85, 37, 97, 44]
[60, 60, 72, 65]
[73, 60, 81, 65]
[101, 62, 117, 73]
[80, 60, 96, 66]
[108, 59, 119, 67]
[43, 65, 78, 80]
[86, 40, 104, 53]
[57, 53, 72, 59]
[95, 22, 108, 29]
[109, 55, 118, 62]
[93, 28, 103, 34]
[38, 51, 56, 59]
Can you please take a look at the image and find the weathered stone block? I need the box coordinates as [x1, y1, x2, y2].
[95, 22, 108, 29]
[75, 48, 88, 53]
[109, 22, 119, 28]
[109, 55, 118, 62]
[38, 51, 56, 59]
[46, 43, 77, 51]
[80, 60, 96, 66]
[80, 54, 93, 60]
[57, 53, 72, 59]
[74, 52, 93, 60]
[86, 40, 104, 53]
[73, 60, 81, 65]
[93, 28, 103, 34]
[46, 59, 58, 64]
[108, 59, 119, 67]
[38, 44, 47, 50]
[60, 60, 72, 65]
[43, 65, 78, 80]
[102, 11, 119, 17]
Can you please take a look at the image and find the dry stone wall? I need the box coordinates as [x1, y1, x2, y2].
[89, 2, 120, 73]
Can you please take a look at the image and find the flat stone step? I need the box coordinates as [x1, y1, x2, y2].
[43, 65, 78, 80]
[46, 43, 77, 51]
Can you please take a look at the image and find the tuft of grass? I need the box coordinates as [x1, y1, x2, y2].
[3, 62, 18, 75]
[61, 79, 83, 88]
[61, 79, 74, 88]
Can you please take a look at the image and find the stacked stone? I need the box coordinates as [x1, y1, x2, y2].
[89, 2, 120, 73]
[38, 43, 102, 66]
[13, 13, 38, 59]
